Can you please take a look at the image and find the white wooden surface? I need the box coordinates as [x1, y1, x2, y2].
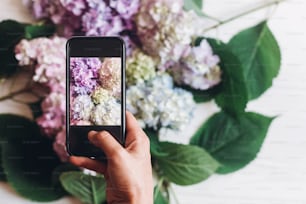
[1, 0, 306, 203]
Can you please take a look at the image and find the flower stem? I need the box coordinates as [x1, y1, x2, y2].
[169, 184, 180, 204]
[154, 177, 164, 199]
[204, 0, 287, 32]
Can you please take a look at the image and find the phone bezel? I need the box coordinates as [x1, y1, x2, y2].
[66, 36, 126, 159]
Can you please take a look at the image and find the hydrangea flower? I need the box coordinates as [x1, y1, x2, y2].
[121, 35, 137, 57]
[70, 57, 101, 96]
[136, 0, 204, 69]
[15, 36, 67, 92]
[109, 0, 140, 19]
[126, 74, 195, 131]
[171, 39, 222, 90]
[70, 95, 94, 121]
[36, 92, 65, 137]
[126, 50, 156, 86]
[82, 0, 123, 36]
[25, 0, 140, 37]
[99, 58, 121, 97]
[24, 0, 85, 36]
[91, 99, 121, 125]
[15, 36, 67, 161]
[91, 86, 112, 104]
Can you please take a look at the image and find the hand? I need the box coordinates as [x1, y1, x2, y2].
[70, 111, 153, 204]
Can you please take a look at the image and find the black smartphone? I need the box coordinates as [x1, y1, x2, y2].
[66, 37, 125, 159]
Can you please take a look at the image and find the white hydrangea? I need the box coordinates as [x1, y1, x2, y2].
[126, 73, 195, 131]
[90, 98, 121, 125]
[71, 95, 94, 121]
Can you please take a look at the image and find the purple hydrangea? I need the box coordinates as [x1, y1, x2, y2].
[25, 0, 140, 37]
[24, 0, 85, 36]
[81, 0, 121, 36]
[61, 0, 86, 16]
[171, 40, 222, 90]
[70, 57, 101, 96]
[109, 0, 140, 19]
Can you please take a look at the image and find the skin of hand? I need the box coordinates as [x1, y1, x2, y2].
[70, 111, 153, 204]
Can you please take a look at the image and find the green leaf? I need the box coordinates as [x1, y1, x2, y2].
[144, 129, 168, 158]
[0, 147, 7, 181]
[0, 20, 56, 78]
[29, 100, 43, 119]
[228, 21, 281, 100]
[0, 20, 25, 77]
[25, 24, 56, 39]
[0, 114, 64, 201]
[155, 142, 219, 185]
[207, 38, 248, 114]
[52, 164, 80, 196]
[60, 171, 106, 204]
[183, 0, 204, 16]
[190, 111, 274, 174]
[154, 185, 169, 204]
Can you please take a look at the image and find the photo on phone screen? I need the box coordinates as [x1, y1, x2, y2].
[66, 37, 125, 159]
[70, 57, 121, 126]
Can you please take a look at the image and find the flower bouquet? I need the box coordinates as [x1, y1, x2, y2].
[0, 0, 283, 203]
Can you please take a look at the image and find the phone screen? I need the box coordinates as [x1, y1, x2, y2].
[66, 37, 125, 158]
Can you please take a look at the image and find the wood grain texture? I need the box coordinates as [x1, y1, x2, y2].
[0, 0, 305, 203]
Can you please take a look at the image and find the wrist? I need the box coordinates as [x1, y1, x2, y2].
[128, 186, 153, 204]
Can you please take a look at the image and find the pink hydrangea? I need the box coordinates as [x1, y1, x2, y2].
[36, 92, 65, 137]
[15, 36, 68, 161]
[15, 36, 66, 92]
[99, 58, 121, 97]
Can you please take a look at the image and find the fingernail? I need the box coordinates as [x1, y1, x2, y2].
[88, 131, 97, 137]
[88, 131, 109, 143]
[94, 131, 107, 139]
